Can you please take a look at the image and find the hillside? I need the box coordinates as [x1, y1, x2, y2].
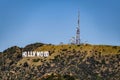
[0, 43, 120, 80]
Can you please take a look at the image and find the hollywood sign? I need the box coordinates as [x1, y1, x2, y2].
[22, 51, 49, 57]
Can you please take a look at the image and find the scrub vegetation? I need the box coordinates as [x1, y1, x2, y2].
[0, 43, 120, 80]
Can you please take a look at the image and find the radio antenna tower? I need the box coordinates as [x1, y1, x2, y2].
[76, 11, 80, 44]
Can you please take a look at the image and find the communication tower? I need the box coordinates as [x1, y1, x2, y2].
[76, 11, 80, 44]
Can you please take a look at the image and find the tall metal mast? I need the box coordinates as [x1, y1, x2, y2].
[76, 11, 80, 44]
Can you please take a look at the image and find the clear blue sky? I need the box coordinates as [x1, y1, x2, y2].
[0, 0, 120, 51]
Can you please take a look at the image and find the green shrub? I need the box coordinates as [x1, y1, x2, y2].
[32, 58, 40, 62]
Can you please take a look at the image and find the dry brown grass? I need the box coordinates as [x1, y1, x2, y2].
[17, 44, 120, 66]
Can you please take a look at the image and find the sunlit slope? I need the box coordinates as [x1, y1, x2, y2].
[17, 44, 120, 66]
[1, 43, 120, 80]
